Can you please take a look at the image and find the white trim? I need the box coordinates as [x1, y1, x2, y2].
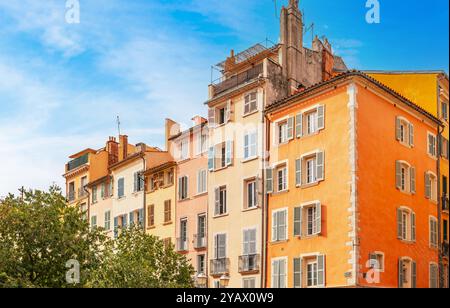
[300, 149, 322, 159]
[299, 200, 321, 208]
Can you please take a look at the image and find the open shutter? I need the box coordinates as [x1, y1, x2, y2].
[425, 172, 431, 199]
[184, 177, 188, 199]
[133, 173, 138, 192]
[294, 207, 302, 237]
[287, 117, 294, 140]
[225, 100, 232, 123]
[398, 259, 404, 288]
[293, 258, 302, 288]
[214, 188, 220, 216]
[255, 176, 262, 207]
[266, 168, 273, 194]
[296, 113, 303, 138]
[410, 167, 416, 194]
[411, 261, 417, 288]
[208, 108, 215, 128]
[272, 211, 278, 242]
[178, 177, 183, 200]
[122, 214, 128, 228]
[295, 159, 302, 186]
[395, 161, 402, 189]
[317, 105, 325, 130]
[409, 123, 414, 147]
[317, 255, 325, 287]
[316, 151, 324, 181]
[208, 147, 215, 171]
[225, 141, 233, 166]
[219, 234, 226, 258]
[411, 212, 416, 242]
[396, 117, 401, 141]
[315, 202, 322, 235]
[397, 208, 403, 239]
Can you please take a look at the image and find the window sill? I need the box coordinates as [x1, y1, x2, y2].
[213, 213, 229, 219]
[296, 234, 321, 240]
[178, 198, 190, 203]
[399, 239, 416, 245]
[194, 192, 208, 197]
[163, 221, 173, 226]
[242, 156, 259, 164]
[214, 165, 231, 172]
[398, 141, 413, 149]
[117, 196, 126, 200]
[270, 240, 289, 245]
[298, 130, 321, 140]
[242, 206, 260, 213]
[272, 190, 289, 195]
[243, 110, 259, 118]
[297, 182, 320, 189]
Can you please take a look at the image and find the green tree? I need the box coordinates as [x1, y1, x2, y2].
[88, 226, 194, 288]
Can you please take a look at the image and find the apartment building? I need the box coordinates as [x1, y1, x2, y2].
[265, 71, 441, 288]
[206, 0, 347, 288]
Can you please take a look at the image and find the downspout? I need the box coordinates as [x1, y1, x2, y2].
[260, 89, 267, 288]
[437, 122, 444, 288]
[140, 154, 147, 231]
[262, 109, 271, 289]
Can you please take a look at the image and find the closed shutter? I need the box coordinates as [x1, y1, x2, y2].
[396, 117, 401, 141]
[411, 261, 417, 288]
[317, 255, 325, 287]
[214, 188, 220, 216]
[411, 212, 416, 242]
[279, 259, 287, 288]
[178, 177, 183, 200]
[409, 123, 414, 146]
[122, 214, 128, 228]
[316, 151, 324, 181]
[317, 105, 325, 130]
[183, 177, 188, 199]
[430, 264, 438, 288]
[208, 108, 215, 128]
[410, 167, 416, 194]
[277, 210, 286, 241]
[133, 173, 138, 192]
[293, 258, 302, 288]
[395, 161, 402, 189]
[425, 172, 431, 199]
[287, 117, 294, 140]
[245, 229, 256, 255]
[398, 259, 404, 288]
[218, 234, 226, 259]
[272, 260, 279, 288]
[295, 159, 302, 186]
[208, 147, 215, 171]
[296, 113, 303, 138]
[266, 168, 273, 194]
[243, 230, 250, 255]
[293, 207, 302, 237]
[314, 202, 322, 235]
[397, 208, 403, 239]
[272, 211, 278, 242]
[138, 209, 144, 227]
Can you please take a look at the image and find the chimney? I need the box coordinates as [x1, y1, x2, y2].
[136, 143, 147, 153]
[119, 135, 128, 160]
[106, 137, 119, 166]
[192, 115, 207, 126]
[321, 38, 334, 82]
[165, 119, 180, 152]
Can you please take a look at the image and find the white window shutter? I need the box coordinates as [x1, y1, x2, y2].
[272, 211, 278, 242]
[317, 255, 325, 287]
[226, 141, 233, 166]
[316, 151, 324, 181]
[226, 100, 232, 123]
[295, 113, 303, 138]
[410, 167, 416, 194]
[397, 208, 403, 239]
[396, 117, 401, 141]
[398, 259, 404, 288]
[208, 147, 215, 171]
[411, 212, 416, 242]
[315, 202, 322, 235]
[295, 159, 302, 186]
[287, 117, 294, 140]
[208, 108, 215, 128]
[214, 188, 220, 216]
[243, 230, 249, 255]
[272, 260, 279, 288]
[279, 259, 287, 288]
[293, 207, 302, 237]
[266, 168, 273, 194]
[293, 258, 302, 288]
[425, 172, 431, 199]
[409, 123, 414, 147]
[317, 105, 325, 130]
[395, 161, 402, 189]
[278, 210, 287, 241]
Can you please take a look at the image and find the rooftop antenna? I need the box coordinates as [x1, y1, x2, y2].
[272, 0, 279, 20]
[304, 22, 315, 42]
[116, 116, 121, 136]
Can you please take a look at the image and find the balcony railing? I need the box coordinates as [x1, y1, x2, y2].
[194, 234, 207, 249]
[78, 188, 88, 199]
[176, 238, 189, 252]
[238, 254, 260, 273]
[212, 64, 263, 97]
[210, 258, 230, 276]
[442, 195, 449, 212]
[68, 190, 75, 202]
[67, 153, 89, 172]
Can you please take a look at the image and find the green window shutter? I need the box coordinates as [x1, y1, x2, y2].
[317, 255, 325, 287]
[293, 258, 302, 288]
[293, 207, 302, 237]
[411, 261, 417, 288]
[295, 113, 303, 138]
[295, 159, 302, 186]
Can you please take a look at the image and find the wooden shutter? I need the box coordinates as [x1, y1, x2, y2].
[279, 259, 286, 288]
[316, 151, 324, 181]
[225, 100, 232, 123]
[218, 234, 226, 258]
[411, 212, 416, 242]
[178, 177, 183, 200]
[122, 214, 128, 228]
[410, 167, 416, 194]
[249, 229, 257, 254]
[278, 210, 286, 241]
[295, 159, 302, 186]
[295, 113, 303, 138]
[397, 208, 403, 239]
[425, 172, 431, 199]
[293, 258, 302, 288]
[183, 176, 188, 199]
[243, 230, 250, 255]
[214, 187, 220, 216]
[226, 141, 233, 166]
[293, 207, 302, 237]
[395, 161, 402, 189]
[129, 212, 134, 225]
[317, 255, 325, 287]
[287, 117, 294, 140]
[409, 123, 414, 146]
[317, 105, 325, 130]
[208, 108, 215, 128]
[398, 259, 404, 288]
[314, 202, 322, 235]
[208, 147, 215, 171]
[114, 217, 118, 238]
[411, 261, 417, 288]
[272, 211, 278, 242]
[138, 209, 144, 227]
[272, 260, 279, 288]
[396, 117, 401, 141]
[266, 168, 273, 194]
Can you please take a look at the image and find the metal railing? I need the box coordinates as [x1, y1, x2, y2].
[176, 238, 189, 252]
[212, 64, 263, 96]
[442, 194, 449, 212]
[210, 258, 230, 276]
[68, 190, 75, 202]
[238, 254, 260, 273]
[194, 234, 207, 249]
[67, 154, 89, 172]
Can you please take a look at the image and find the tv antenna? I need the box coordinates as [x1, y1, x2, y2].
[117, 116, 121, 136]
[272, 0, 279, 19]
[304, 22, 315, 42]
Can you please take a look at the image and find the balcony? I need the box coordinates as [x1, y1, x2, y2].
[67, 153, 89, 172]
[442, 195, 449, 212]
[210, 258, 230, 276]
[211, 63, 263, 97]
[194, 234, 207, 249]
[238, 254, 260, 274]
[176, 238, 189, 252]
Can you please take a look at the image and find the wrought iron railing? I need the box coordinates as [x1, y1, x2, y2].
[194, 234, 207, 249]
[210, 258, 230, 276]
[67, 154, 89, 171]
[238, 254, 260, 273]
[212, 64, 263, 96]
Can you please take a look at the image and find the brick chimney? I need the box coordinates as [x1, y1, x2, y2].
[192, 115, 207, 126]
[321, 38, 334, 82]
[165, 119, 180, 152]
[106, 137, 119, 166]
[119, 135, 128, 161]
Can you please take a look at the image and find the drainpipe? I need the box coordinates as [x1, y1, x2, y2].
[437, 123, 444, 288]
[140, 154, 147, 231]
[262, 109, 271, 289]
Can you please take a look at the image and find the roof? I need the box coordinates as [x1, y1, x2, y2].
[216, 43, 277, 68]
[169, 122, 208, 141]
[265, 70, 441, 124]
[69, 148, 96, 159]
[144, 161, 176, 175]
[86, 175, 110, 188]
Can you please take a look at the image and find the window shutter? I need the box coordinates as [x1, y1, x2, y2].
[295, 159, 302, 186]
[214, 188, 220, 216]
[397, 208, 403, 239]
[208, 147, 215, 171]
[411, 212, 416, 242]
[317, 105, 325, 130]
[409, 123, 414, 147]
[243, 230, 249, 255]
[208, 108, 215, 128]
[272, 212, 278, 242]
[411, 261, 417, 288]
[278, 210, 286, 241]
[184, 177, 188, 199]
[244, 95, 250, 115]
[317, 255, 325, 287]
[425, 172, 431, 199]
[395, 161, 402, 189]
[369, 253, 377, 269]
[218, 234, 226, 258]
[133, 173, 138, 192]
[272, 260, 279, 288]
[114, 217, 119, 238]
[287, 117, 294, 140]
[249, 229, 257, 254]
[315, 202, 322, 235]
[266, 168, 273, 194]
[226, 100, 232, 123]
[316, 151, 324, 181]
[122, 214, 128, 228]
[410, 167, 416, 194]
[226, 141, 233, 166]
[293, 258, 302, 288]
[138, 209, 144, 227]
[293, 207, 302, 237]
[279, 259, 286, 288]
[295, 113, 303, 138]
[396, 117, 401, 141]
[178, 177, 183, 200]
[398, 259, 404, 288]
[129, 212, 134, 226]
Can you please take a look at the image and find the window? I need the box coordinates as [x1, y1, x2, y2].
[163, 238, 172, 249]
[442, 100, 449, 122]
[80, 203, 87, 221]
[369, 252, 385, 272]
[444, 219, 448, 242]
[214, 233, 227, 259]
[208, 102, 231, 128]
[430, 263, 439, 288]
[277, 118, 293, 144]
[395, 161, 416, 194]
[293, 255, 325, 288]
[397, 208, 416, 242]
[276, 165, 287, 192]
[104, 211, 111, 230]
[425, 171, 438, 201]
[295, 151, 325, 187]
[244, 131, 257, 160]
[244, 92, 258, 115]
[430, 217, 438, 248]
[396, 117, 414, 147]
[148, 204, 155, 227]
[243, 229, 257, 256]
[100, 183, 106, 199]
[213, 141, 233, 169]
[167, 169, 174, 186]
[218, 107, 226, 125]
[197, 169, 207, 194]
[164, 200, 172, 223]
[90, 215, 97, 229]
[296, 105, 325, 138]
[306, 111, 318, 135]
[271, 258, 287, 288]
[179, 219, 188, 250]
[428, 133, 437, 157]
[68, 182, 75, 201]
[197, 214, 207, 247]
[214, 186, 227, 216]
[245, 179, 258, 209]
[92, 186, 98, 204]
[307, 260, 318, 287]
[293, 202, 322, 237]
[196, 131, 208, 155]
[118, 178, 125, 198]
[272, 209, 287, 242]
[197, 255, 205, 274]
[440, 136, 449, 159]
[179, 176, 188, 200]
[180, 139, 189, 160]
[243, 278, 256, 288]
[133, 172, 144, 192]
[399, 258, 416, 288]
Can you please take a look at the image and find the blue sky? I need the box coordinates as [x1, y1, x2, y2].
[0, 0, 448, 196]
